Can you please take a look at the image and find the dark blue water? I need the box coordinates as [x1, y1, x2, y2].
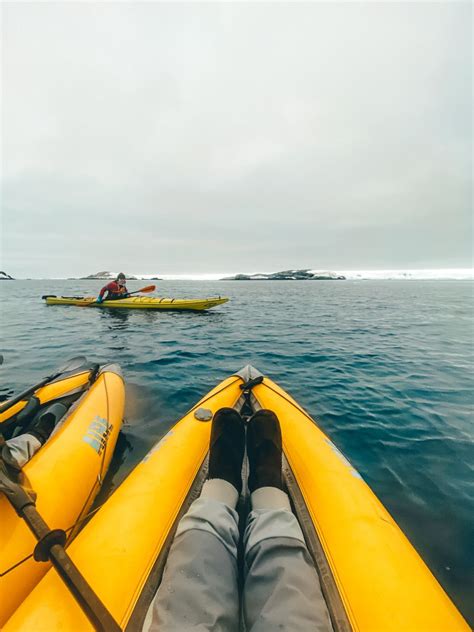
[1, 280, 473, 624]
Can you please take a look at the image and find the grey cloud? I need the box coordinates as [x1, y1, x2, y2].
[2, 1, 472, 277]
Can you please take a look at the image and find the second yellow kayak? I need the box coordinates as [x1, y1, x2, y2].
[0, 362, 125, 626]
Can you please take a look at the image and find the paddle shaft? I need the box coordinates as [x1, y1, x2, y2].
[0, 377, 50, 414]
[85, 284, 156, 305]
[0, 357, 87, 415]
[0, 463, 120, 632]
[127, 285, 155, 296]
[24, 506, 121, 632]
[103, 285, 156, 298]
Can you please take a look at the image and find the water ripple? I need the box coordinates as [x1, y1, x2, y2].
[1, 279, 473, 624]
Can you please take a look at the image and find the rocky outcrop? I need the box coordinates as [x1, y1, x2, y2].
[0, 271, 14, 280]
[80, 271, 138, 280]
[222, 269, 345, 281]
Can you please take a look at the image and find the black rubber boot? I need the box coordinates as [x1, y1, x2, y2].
[28, 403, 67, 445]
[208, 407, 245, 494]
[247, 409, 283, 493]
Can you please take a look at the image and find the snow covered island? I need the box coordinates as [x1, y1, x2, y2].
[222, 270, 346, 281]
[0, 271, 14, 280]
[79, 271, 138, 280]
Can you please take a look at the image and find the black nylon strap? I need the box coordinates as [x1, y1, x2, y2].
[240, 376, 264, 391]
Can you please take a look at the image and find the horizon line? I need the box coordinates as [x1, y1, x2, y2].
[3, 267, 474, 281]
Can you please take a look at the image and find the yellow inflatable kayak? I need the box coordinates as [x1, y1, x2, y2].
[4, 367, 469, 631]
[0, 360, 125, 626]
[42, 295, 229, 310]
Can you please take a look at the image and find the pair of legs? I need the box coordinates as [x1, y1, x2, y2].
[144, 408, 333, 632]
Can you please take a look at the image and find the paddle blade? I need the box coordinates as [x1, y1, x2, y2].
[53, 356, 88, 377]
[0, 356, 90, 414]
[138, 285, 156, 293]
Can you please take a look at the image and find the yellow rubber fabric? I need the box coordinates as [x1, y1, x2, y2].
[4, 371, 469, 631]
[252, 377, 469, 632]
[44, 296, 229, 310]
[0, 369, 125, 626]
[0, 371, 93, 425]
[4, 376, 242, 631]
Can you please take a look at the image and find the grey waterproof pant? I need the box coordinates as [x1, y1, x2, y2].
[144, 497, 333, 632]
[5, 434, 41, 468]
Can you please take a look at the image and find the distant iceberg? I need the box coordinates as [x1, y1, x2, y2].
[334, 269, 474, 281]
[222, 270, 345, 281]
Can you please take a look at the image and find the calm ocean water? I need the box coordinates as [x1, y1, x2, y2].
[1, 279, 473, 624]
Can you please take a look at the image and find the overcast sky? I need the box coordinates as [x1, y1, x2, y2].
[2, 1, 472, 278]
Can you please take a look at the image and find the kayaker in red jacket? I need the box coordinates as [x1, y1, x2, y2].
[97, 273, 129, 303]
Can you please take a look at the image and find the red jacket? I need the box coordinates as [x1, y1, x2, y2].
[99, 281, 129, 299]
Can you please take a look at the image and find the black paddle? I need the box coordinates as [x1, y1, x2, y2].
[0, 356, 88, 415]
[0, 449, 120, 631]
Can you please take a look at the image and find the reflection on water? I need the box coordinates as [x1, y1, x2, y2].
[0, 386, 14, 403]
[99, 309, 131, 328]
[98, 306, 220, 330]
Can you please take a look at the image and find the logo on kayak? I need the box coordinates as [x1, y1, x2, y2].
[83, 416, 113, 455]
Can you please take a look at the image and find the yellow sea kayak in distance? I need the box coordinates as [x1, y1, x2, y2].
[42, 295, 229, 311]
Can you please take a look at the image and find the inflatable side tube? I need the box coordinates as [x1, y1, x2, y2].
[250, 374, 469, 632]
